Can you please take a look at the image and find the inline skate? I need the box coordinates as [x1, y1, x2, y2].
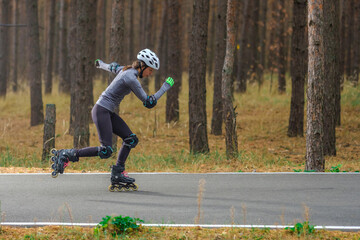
[108, 165, 138, 192]
[50, 148, 79, 178]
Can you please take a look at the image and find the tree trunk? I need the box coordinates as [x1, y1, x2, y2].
[189, 0, 210, 154]
[73, 0, 97, 148]
[322, 0, 340, 156]
[68, 0, 77, 136]
[250, 0, 260, 85]
[257, 0, 268, 87]
[236, 0, 250, 93]
[166, 0, 181, 123]
[223, 0, 238, 158]
[345, 0, 353, 79]
[155, 1, 168, 91]
[58, 0, 70, 94]
[206, 1, 216, 79]
[278, 0, 287, 94]
[0, 0, 10, 97]
[44, 0, 56, 94]
[211, 0, 227, 136]
[141, 0, 154, 94]
[128, 0, 134, 62]
[42, 104, 56, 162]
[352, 1, 360, 85]
[26, 0, 44, 126]
[109, 0, 125, 151]
[12, 0, 19, 92]
[288, 0, 307, 137]
[306, 0, 324, 172]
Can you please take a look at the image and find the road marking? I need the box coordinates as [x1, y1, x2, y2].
[0, 172, 359, 176]
[1, 222, 360, 230]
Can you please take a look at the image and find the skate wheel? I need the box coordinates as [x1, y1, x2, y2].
[51, 148, 57, 154]
[51, 156, 56, 162]
[51, 171, 58, 178]
[108, 185, 116, 192]
[131, 183, 139, 191]
[51, 163, 56, 170]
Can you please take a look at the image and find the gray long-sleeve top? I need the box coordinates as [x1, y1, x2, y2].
[96, 63, 171, 112]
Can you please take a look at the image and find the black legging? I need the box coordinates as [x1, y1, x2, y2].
[77, 104, 133, 167]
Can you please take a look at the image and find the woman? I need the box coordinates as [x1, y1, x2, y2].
[51, 49, 174, 191]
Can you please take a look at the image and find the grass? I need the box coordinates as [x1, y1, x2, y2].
[1, 225, 360, 239]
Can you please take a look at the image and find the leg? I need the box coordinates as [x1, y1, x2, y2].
[75, 104, 115, 158]
[110, 113, 134, 167]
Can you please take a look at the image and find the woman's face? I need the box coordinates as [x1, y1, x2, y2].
[142, 67, 154, 78]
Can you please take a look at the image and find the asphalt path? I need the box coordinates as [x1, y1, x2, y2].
[0, 173, 359, 228]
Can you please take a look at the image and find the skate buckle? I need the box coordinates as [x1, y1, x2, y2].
[122, 171, 129, 177]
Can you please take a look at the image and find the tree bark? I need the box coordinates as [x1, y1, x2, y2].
[12, 0, 19, 92]
[352, 0, 360, 85]
[0, 0, 11, 97]
[155, 1, 168, 91]
[222, 0, 238, 158]
[189, 0, 210, 154]
[44, 0, 56, 94]
[26, 0, 44, 126]
[322, 0, 340, 156]
[109, 0, 125, 151]
[58, 0, 70, 94]
[73, 0, 97, 148]
[68, 0, 77, 136]
[278, 0, 287, 94]
[306, 0, 325, 172]
[236, 0, 250, 93]
[166, 0, 181, 123]
[42, 104, 56, 162]
[211, 0, 227, 136]
[288, 0, 307, 137]
[257, 0, 268, 87]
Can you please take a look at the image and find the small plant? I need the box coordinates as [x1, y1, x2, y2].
[94, 215, 144, 238]
[285, 221, 315, 236]
[329, 164, 342, 172]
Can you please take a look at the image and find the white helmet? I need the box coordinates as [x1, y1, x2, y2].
[137, 49, 160, 70]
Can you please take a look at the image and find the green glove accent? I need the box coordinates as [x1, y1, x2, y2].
[166, 77, 174, 87]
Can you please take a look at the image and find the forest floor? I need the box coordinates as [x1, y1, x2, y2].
[0, 76, 359, 239]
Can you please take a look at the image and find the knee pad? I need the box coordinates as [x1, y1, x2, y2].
[98, 145, 113, 159]
[123, 134, 138, 149]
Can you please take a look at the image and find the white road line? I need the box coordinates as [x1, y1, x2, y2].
[0, 172, 359, 176]
[1, 222, 360, 230]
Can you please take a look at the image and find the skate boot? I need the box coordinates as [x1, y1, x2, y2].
[108, 165, 138, 192]
[50, 148, 79, 178]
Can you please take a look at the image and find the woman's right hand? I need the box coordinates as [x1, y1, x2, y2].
[95, 59, 103, 68]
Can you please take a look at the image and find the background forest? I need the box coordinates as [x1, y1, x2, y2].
[0, 0, 359, 173]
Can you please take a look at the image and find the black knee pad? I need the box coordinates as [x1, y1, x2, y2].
[123, 134, 138, 149]
[98, 145, 113, 159]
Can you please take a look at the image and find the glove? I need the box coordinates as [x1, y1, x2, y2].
[95, 59, 103, 68]
[165, 77, 174, 87]
[143, 95, 157, 109]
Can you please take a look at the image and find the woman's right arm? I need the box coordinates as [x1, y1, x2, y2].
[95, 59, 122, 74]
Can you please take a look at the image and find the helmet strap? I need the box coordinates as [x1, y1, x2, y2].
[139, 65, 148, 79]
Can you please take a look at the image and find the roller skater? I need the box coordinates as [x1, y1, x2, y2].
[50, 49, 174, 192]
